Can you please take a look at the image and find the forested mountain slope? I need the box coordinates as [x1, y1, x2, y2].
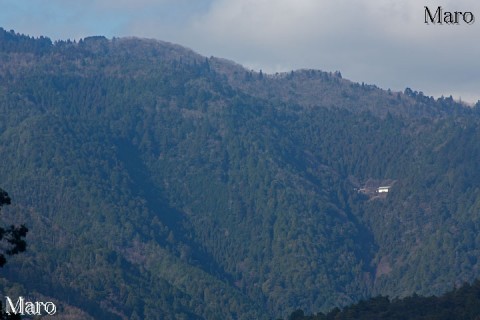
[0, 28, 480, 319]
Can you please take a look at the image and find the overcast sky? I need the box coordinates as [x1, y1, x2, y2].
[1, 0, 479, 103]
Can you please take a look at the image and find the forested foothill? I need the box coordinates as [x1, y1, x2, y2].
[1, 28, 480, 319]
[288, 280, 480, 320]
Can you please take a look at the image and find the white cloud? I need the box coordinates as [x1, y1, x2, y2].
[178, 0, 480, 102]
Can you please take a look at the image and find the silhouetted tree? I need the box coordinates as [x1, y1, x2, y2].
[0, 188, 27, 320]
[0, 189, 28, 267]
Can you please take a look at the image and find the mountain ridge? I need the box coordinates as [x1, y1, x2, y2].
[0, 27, 480, 319]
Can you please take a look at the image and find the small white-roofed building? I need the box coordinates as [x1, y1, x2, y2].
[377, 186, 391, 193]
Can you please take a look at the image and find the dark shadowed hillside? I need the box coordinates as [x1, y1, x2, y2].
[0, 28, 480, 319]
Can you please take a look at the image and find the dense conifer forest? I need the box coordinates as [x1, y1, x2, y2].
[0, 28, 480, 319]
